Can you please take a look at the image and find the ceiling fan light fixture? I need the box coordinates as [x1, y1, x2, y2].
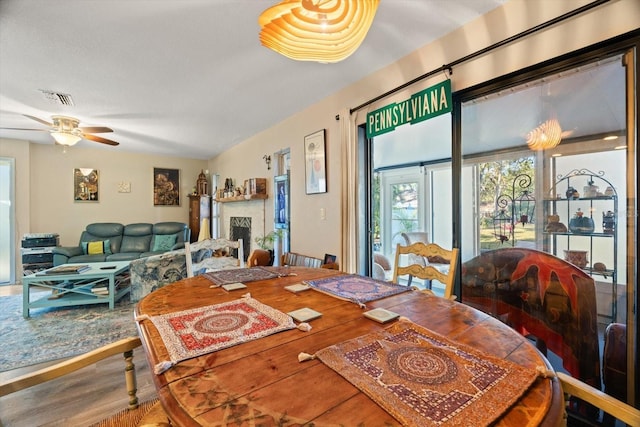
[258, 0, 380, 63]
[51, 131, 82, 146]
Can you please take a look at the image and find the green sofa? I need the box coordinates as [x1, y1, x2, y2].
[52, 222, 190, 266]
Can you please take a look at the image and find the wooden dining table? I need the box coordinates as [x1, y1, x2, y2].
[135, 267, 564, 426]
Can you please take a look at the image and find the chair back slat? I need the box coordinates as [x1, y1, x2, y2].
[185, 238, 244, 277]
[392, 242, 459, 300]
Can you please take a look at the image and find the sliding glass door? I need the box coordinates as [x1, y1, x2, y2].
[369, 114, 453, 291]
[459, 51, 636, 409]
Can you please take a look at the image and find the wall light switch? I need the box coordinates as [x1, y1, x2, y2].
[320, 207, 326, 220]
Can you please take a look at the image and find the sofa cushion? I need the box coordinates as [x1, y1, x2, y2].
[82, 240, 112, 255]
[79, 223, 124, 253]
[152, 234, 177, 251]
[106, 252, 143, 261]
[153, 222, 189, 245]
[120, 223, 153, 252]
[86, 222, 124, 237]
[64, 254, 108, 263]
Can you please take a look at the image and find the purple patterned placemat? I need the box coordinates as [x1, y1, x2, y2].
[203, 266, 279, 286]
[304, 274, 411, 305]
[315, 319, 540, 427]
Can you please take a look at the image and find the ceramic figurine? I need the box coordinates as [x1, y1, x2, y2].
[583, 180, 599, 198]
[565, 186, 580, 199]
[564, 249, 588, 268]
[602, 210, 615, 234]
[545, 214, 567, 233]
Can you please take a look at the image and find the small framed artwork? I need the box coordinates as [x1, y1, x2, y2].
[304, 129, 327, 194]
[323, 253, 337, 264]
[274, 174, 289, 227]
[74, 168, 99, 202]
[153, 167, 181, 206]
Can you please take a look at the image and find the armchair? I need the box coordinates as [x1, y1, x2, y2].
[129, 249, 187, 303]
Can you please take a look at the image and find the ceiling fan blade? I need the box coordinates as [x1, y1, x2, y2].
[23, 114, 53, 127]
[79, 126, 113, 133]
[0, 127, 48, 131]
[83, 133, 119, 146]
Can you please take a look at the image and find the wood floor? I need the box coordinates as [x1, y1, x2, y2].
[0, 285, 157, 427]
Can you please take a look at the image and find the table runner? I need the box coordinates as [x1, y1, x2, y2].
[303, 274, 411, 307]
[203, 266, 280, 286]
[139, 295, 297, 374]
[312, 319, 542, 427]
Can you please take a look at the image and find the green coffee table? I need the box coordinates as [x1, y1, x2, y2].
[22, 261, 131, 318]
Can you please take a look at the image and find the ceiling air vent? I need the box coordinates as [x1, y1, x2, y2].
[38, 90, 74, 106]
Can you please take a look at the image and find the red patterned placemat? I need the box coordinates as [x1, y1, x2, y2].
[203, 267, 279, 285]
[304, 274, 411, 306]
[314, 319, 541, 427]
[144, 296, 296, 373]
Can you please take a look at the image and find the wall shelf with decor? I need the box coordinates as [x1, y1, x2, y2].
[542, 169, 618, 322]
[215, 194, 268, 203]
[215, 177, 268, 203]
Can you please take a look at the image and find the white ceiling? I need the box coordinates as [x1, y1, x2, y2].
[0, 0, 508, 159]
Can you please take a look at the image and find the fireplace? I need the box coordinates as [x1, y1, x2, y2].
[230, 216, 251, 261]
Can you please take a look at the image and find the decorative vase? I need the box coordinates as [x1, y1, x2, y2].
[568, 209, 594, 234]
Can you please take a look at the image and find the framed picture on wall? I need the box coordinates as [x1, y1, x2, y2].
[74, 168, 99, 202]
[304, 129, 327, 194]
[153, 167, 180, 206]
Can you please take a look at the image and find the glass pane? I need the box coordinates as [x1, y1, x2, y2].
[459, 54, 631, 421]
[390, 181, 419, 240]
[370, 114, 452, 293]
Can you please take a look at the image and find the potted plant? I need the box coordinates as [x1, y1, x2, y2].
[254, 229, 283, 265]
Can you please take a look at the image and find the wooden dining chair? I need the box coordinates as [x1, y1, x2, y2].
[247, 248, 272, 266]
[0, 337, 143, 409]
[185, 238, 244, 277]
[321, 262, 339, 270]
[392, 242, 459, 300]
[557, 372, 640, 427]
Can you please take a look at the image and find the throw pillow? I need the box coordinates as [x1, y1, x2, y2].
[153, 234, 177, 252]
[81, 240, 112, 255]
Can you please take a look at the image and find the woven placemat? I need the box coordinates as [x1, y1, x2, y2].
[304, 274, 411, 306]
[203, 266, 279, 285]
[142, 295, 296, 373]
[315, 319, 542, 427]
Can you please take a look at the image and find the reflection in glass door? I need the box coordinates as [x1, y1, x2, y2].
[372, 167, 422, 259]
[459, 51, 636, 410]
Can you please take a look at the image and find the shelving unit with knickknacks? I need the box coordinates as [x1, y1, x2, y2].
[542, 169, 618, 321]
[215, 177, 268, 203]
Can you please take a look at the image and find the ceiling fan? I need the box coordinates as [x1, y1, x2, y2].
[1, 114, 119, 147]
